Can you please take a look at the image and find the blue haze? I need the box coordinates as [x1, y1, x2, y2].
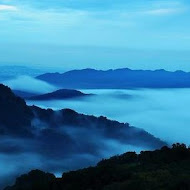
[0, 0, 190, 70]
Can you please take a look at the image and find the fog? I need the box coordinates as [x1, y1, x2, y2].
[3, 76, 57, 93]
[2, 87, 190, 189]
[0, 126, 147, 189]
[28, 88, 190, 145]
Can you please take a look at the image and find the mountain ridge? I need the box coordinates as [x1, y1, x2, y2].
[0, 83, 166, 189]
[27, 89, 91, 100]
[36, 68, 190, 89]
[5, 143, 190, 190]
[0, 83, 164, 148]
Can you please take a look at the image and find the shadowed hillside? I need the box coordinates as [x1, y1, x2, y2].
[0, 84, 166, 189]
[5, 143, 190, 190]
[0, 84, 164, 149]
[0, 84, 33, 136]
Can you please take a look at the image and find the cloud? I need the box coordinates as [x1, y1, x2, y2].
[29, 88, 190, 145]
[3, 76, 57, 93]
[0, 4, 18, 11]
[0, 105, 154, 189]
[0, 0, 189, 52]
[144, 8, 181, 16]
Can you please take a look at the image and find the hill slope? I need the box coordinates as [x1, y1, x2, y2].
[28, 89, 90, 100]
[0, 84, 164, 150]
[13, 90, 39, 98]
[0, 84, 33, 136]
[5, 144, 190, 190]
[36, 68, 190, 89]
[0, 83, 166, 189]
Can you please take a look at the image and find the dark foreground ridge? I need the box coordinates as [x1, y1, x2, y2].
[5, 143, 190, 190]
[0, 83, 164, 148]
[0, 83, 166, 189]
[37, 68, 190, 88]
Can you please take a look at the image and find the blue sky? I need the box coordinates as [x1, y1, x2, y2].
[0, 0, 190, 71]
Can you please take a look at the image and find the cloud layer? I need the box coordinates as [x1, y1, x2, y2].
[28, 88, 190, 145]
[0, 5, 17, 11]
[3, 76, 57, 93]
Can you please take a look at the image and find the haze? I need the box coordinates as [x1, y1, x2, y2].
[28, 88, 190, 145]
[1, 0, 190, 71]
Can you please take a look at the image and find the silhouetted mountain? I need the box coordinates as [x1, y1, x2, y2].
[36, 68, 190, 88]
[5, 170, 55, 190]
[13, 90, 39, 99]
[0, 84, 166, 189]
[0, 84, 33, 136]
[28, 89, 91, 100]
[0, 84, 164, 150]
[31, 106, 165, 148]
[5, 143, 190, 190]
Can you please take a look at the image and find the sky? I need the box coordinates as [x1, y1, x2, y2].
[0, 0, 190, 71]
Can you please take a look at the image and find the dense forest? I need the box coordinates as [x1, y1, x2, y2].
[5, 143, 190, 190]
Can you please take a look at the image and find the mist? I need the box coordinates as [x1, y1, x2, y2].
[27, 88, 190, 145]
[1, 85, 189, 189]
[0, 122, 149, 189]
[0, 83, 159, 188]
[3, 76, 57, 94]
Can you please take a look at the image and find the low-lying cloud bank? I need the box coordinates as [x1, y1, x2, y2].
[28, 88, 190, 145]
[0, 83, 165, 189]
[0, 123, 156, 189]
[3, 76, 57, 94]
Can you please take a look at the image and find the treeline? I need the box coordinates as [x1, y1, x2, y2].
[5, 143, 190, 190]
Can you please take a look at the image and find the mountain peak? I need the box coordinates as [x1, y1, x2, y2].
[28, 89, 90, 100]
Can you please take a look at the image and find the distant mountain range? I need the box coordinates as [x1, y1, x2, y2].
[36, 68, 190, 88]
